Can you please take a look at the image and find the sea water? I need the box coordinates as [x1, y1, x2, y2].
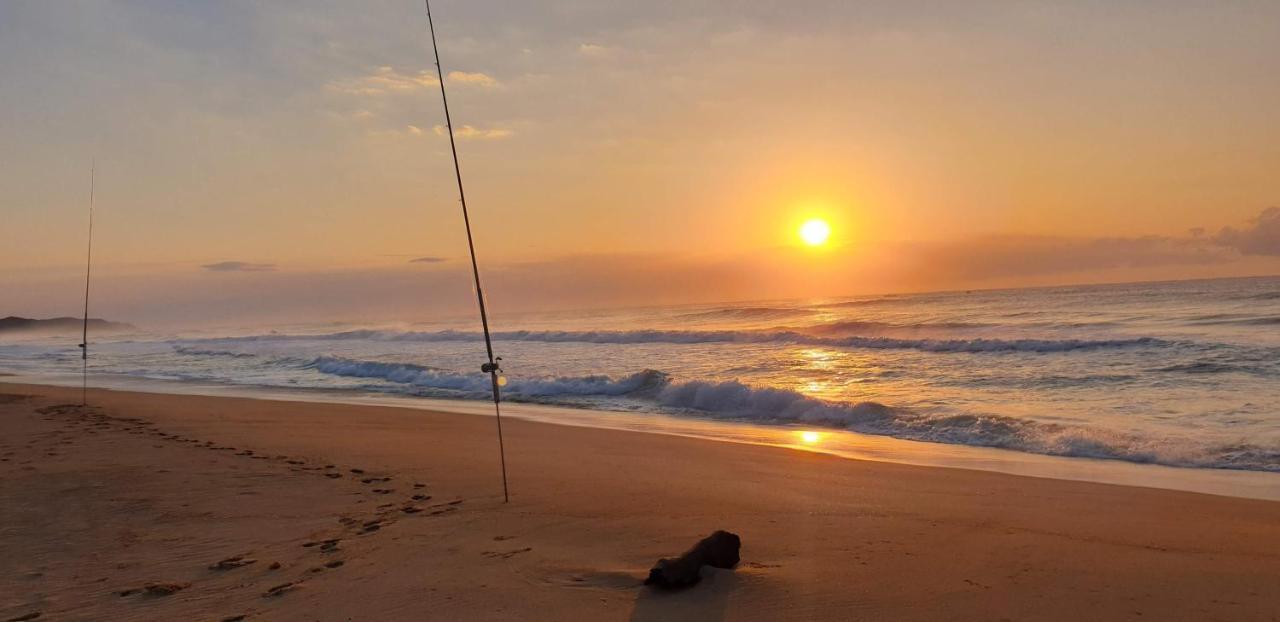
[3, 276, 1278, 477]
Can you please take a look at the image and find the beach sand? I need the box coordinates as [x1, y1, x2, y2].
[1, 383, 1278, 621]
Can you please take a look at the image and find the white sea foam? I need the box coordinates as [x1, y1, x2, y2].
[302, 356, 1280, 472]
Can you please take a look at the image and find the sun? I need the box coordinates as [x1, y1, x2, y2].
[799, 218, 831, 246]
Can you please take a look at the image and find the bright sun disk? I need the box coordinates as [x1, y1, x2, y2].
[799, 218, 831, 246]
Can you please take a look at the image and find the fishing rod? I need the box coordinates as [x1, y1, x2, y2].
[424, 0, 510, 503]
[79, 163, 95, 407]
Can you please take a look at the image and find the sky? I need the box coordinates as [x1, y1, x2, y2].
[2, 0, 1279, 327]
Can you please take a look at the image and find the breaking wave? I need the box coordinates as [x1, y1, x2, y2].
[202, 329, 1167, 354]
[304, 356, 1278, 472]
[673, 307, 814, 322]
[307, 356, 669, 398]
[1185, 313, 1280, 327]
[173, 346, 256, 359]
[804, 319, 995, 335]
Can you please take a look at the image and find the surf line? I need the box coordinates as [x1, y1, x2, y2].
[78, 162, 96, 406]
[423, 0, 511, 503]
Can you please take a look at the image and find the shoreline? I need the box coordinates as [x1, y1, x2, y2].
[5, 373, 1279, 501]
[3, 383, 1280, 620]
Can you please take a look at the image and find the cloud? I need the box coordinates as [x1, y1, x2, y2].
[446, 71, 497, 88]
[201, 261, 276, 272]
[327, 66, 436, 96]
[1215, 207, 1280, 256]
[409, 256, 447, 264]
[892, 208, 1280, 283]
[577, 43, 617, 58]
[431, 124, 513, 140]
[329, 68, 497, 97]
[904, 234, 1230, 282]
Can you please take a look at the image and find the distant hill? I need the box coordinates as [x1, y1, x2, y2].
[0, 316, 134, 334]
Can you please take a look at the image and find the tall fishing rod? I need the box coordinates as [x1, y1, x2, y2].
[424, 0, 510, 503]
[79, 163, 95, 406]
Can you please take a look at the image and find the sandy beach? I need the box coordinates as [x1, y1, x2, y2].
[1, 382, 1278, 621]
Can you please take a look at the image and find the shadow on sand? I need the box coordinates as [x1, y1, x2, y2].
[629, 568, 740, 622]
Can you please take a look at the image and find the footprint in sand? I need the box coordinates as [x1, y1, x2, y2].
[302, 538, 341, 550]
[307, 559, 346, 573]
[209, 555, 258, 570]
[482, 547, 533, 559]
[263, 582, 301, 597]
[119, 582, 191, 597]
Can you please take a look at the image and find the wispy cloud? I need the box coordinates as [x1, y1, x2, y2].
[329, 67, 498, 97]
[432, 124, 512, 140]
[409, 256, 447, 264]
[577, 43, 618, 58]
[202, 261, 276, 272]
[446, 70, 498, 88]
[327, 66, 436, 96]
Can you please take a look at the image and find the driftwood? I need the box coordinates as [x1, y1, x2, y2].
[644, 530, 741, 588]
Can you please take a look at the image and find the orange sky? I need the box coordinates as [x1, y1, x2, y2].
[2, 1, 1278, 325]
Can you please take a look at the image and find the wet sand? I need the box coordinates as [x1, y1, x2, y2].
[2, 382, 1278, 621]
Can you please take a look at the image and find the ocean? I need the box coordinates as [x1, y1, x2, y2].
[3, 276, 1279, 479]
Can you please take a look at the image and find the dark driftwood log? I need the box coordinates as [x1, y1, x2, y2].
[644, 530, 741, 588]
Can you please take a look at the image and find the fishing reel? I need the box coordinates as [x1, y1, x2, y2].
[481, 357, 508, 386]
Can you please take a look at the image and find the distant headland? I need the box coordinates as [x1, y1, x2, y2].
[0, 316, 133, 334]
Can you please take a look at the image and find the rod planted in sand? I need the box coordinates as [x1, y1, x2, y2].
[423, 0, 510, 503]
